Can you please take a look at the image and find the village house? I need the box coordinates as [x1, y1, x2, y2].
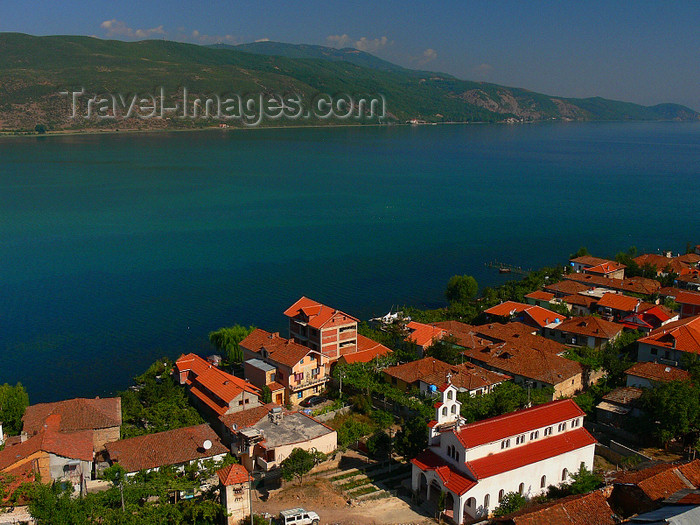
[105, 424, 228, 476]
[569, 255, 619, 275]
[544, 279, 592, 298]
[595, 386, 643, 425]
[676, 271, 700, 292]
[218, 463, 252, 525]
[483, 301, 566, 330]
[411, 383, 596, 522]
[634, 252, 700, 277]
[636, 315, 700, 367]
[336, 334, 392, 365]
[22, 396, 122, 452]
[405, 321, 447, 354]
[625, 361, 690, 388]
[609, 460, 700, 518]
[222, 407, 336, 473]
[174, 353, 261, 418]
[659, 287, 700, 319]
[523, 290, 555, 308]
[564, 273, 661, 296]
[382, 357, 510, 396]
[492, 487, 617, 524]
[0, 414, 94, 493]
[284, 296, 359, 360]
[240, 328, 329, 405]
[543, 315, 623, 350]
[619, 304, 678, 333]
[560, 293, 599, 316]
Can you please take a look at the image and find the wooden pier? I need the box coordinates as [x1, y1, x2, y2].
[485, 260, 530, 276]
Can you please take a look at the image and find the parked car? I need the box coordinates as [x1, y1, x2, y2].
[279, 508, 320, 525]
[300, 395, 326, 407]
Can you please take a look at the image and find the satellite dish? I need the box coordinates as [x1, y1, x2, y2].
[203, 439, 212, 451]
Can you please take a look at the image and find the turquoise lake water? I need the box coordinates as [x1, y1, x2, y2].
[1, 122, 698, 402]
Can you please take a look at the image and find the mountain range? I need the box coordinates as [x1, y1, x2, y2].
[0, 33, 696, 132]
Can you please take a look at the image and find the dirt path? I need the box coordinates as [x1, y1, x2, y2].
[253, 478, 434, 524]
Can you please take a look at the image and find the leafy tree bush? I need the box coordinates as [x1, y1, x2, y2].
[425, 337, 464, 365]
[445, 275, 478, 305]
[366, 430, 392, 458]
[493, 491, 527, 516]
[640, 380, 699, 445]
[0, 382, 29, 435]
[261, 385, 272, 404]
[337, 418, 373, 449]
[394, 416, 428, 459]
[280, 448, 315, 484]
[208, 324, 255, 364]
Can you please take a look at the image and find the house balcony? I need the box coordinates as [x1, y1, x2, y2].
[289, 375, 329, 392]
[256, 456, 276, 471]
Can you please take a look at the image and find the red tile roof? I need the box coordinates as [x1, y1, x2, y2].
[507, 488, 616, 525]
[614, 460, 700, 501]
[561, 294, 598, 308]
[0, 415, 93, 471]
[406, 321, 447, 348]
[660, 288, 700, 307]
[554, 316, 624, 340]
[23, 397, 122, 436]
[545, 280, 592, 296]
[596, 293, 642, 312]
[525, 290, 555, 302]
[411, 449, 477, 495]
[484, 301, 531, 317]
[454, 399, 585, 449]
[585, 261, 626, 275]
[433, 320, 475, 335]
[283, 296, 358, 329]
[240, 329, 319, 368]
[637, 315, 700, 355]
[484, 302, 566, 328]
[175, 353, 260, 415]
[218, 463, 250, 485]
[625, 362, 690, 383]
[601, 387, 643, 405]
[219, 404, 279, 431]
[565, 274, 660, 295]
[106, 424, 228, 473]
[340, 334, 392, 364]
[467, 427, 596, 479]
[570, 256, 614, 267]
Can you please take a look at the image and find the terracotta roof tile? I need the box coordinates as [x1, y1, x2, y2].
[561, 294, 598, 308]
[340, 334, 392, 364]
[217, 463, 250, 485]
[283, 296, 358, 329]
[22, 397, 121, 436]
[405, 321, 447, 348]
[410, 449, 477, 495]
[106, 424, 228, 473]
[525, 291, 555, 301]
[454, 399, 586, 449]
[565, 274, 661, 295]
[596, 293, 642, 312]
[507, 488, 616, 525]
[570, 256, 614, 267]
[625, 362, 690, 383]
[601, 387, 643, 405]
[240, 329, 320, 368]
[219, 404, 279, 431]
[614, 460, 700, 501]
[545, 280, 592, 296]
[637, 315, 700, 355]
[585, 261, 626, 275]
[554, 316, 624, 340]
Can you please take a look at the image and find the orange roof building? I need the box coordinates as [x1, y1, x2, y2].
[284, 296, 359, 360]
[484, 301, 567, 330]
[636, 315, 700, 367]
[498, 488, 617, 524]
[337, 334, 392, 365]
[411, 385, 596, 523]
[175, 353, 261, 417]
[625, 362, 690, 388]
[544, 315, 624, 350]
[405, 321, 447, 351]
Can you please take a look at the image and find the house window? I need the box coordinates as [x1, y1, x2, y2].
[484, 494, 490, 509]
[558, 423, 567, 432]
[447, 390, 453, 400]
[245, 398, 249, 404]
[501, 439, 511, 449]
[270, 373, 276, 382]
[297, 392, 303, 399]
[664, 350, 670, 359]
[545, 427, 552, 436]
[467, 497, 475, 508]
[516, 435, 525, 445]
[498, 489, 504, 502]
[442, 407, 447, 417]
[454, 452, 459, 463]
[451, 405, 457, 414]
[540, 475, 546, 488]
[300, 358, 304, 364]
[562, 468, 568, 481]
[519, 483, 524, 495]
[530, 431, 539, 440]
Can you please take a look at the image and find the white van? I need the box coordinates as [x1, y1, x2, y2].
[278, 508, 320, 525]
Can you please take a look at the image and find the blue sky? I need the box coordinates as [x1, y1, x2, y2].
[2, 1, 698, 110]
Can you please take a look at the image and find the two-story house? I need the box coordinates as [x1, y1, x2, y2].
[411, 383, 596, 523]
[284, 296, 359, 361]
[240, 328, 329, 404]
[636, 315, 700, 367]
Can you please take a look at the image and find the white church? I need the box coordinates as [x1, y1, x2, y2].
[410, 377, 596, 522]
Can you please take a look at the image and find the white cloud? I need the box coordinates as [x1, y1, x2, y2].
[416, 48, 437, 66]
[354, 36, 391, 53]
[326, 34, 352, 48]
[100, 19, 164, 39]
[473, 63, 494, 79]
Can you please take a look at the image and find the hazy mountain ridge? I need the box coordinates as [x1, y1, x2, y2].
[0, 33, 696, 132]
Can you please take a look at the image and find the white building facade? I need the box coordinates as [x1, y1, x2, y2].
[411, 382, 596, 523]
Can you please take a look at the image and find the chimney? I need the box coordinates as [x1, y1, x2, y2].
[20, 431, 28, 443]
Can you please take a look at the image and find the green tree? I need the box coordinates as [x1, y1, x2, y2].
[493, 491, 527, 517]
[568, 465, 603, 494]
[337, 418, 373, 449]
[570, 247, 590, 259]
[34, 124, 47, 134]
[366, 430, 392, 458]
[394, 416, 428, 459]
[208, 324, 255, 364]
[640, 380, 700, 445]
[425, 336, 464, 365]
[280, 448, 315, 484]
[0, 383, 29, 435]
[261, 385, 272, 404]
[445, 275, 478, 305]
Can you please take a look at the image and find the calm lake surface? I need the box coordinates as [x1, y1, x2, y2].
[1, 122, 698, 402]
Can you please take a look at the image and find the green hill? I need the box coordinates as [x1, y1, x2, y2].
[0, 33, 696, 133]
